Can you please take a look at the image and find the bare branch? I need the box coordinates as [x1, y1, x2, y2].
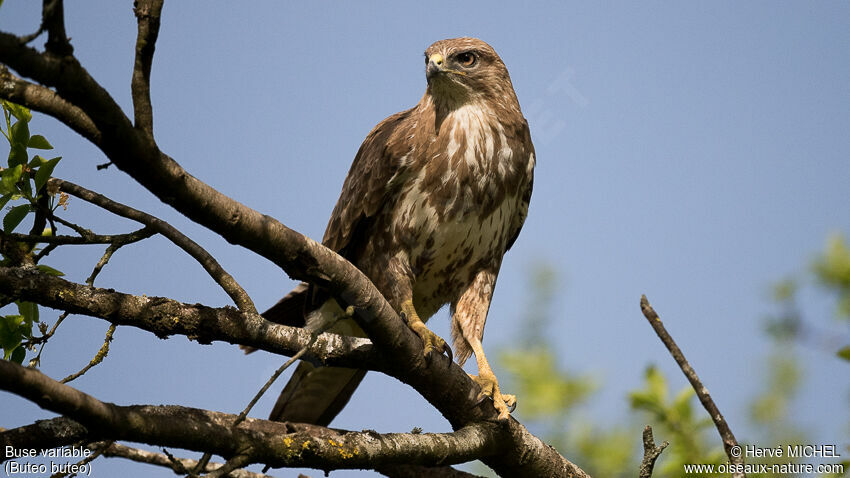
[378, 464, 485, 478]
[41, 0, 73, 56]
[1, 227, 154, 246]
[16, 0, 72, 54]
[0, 360, 504, 471]
[49, 439, 109, 478]
[60, 323, 116, 383]
[86, 233, 148, 286]
[203, 454, 252, 478]
[0, 66, 99, 145]
[0, 265, 376, 369]
[97, 443, 273, 478]
[132, 0, 164, 138]
[638, 425, 668, 478]
[0, 417, 89, 452]
[640, 295, 745, 477]
[51, 178, 256, 313]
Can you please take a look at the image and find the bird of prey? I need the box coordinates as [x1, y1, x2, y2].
[264, 37, 535, 423]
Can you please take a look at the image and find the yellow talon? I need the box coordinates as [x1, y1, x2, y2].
[401, 300, 452, 363]
[470, 370, 516, 420]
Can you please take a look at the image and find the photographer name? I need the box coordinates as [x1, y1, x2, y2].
[745, 444, 841, 458]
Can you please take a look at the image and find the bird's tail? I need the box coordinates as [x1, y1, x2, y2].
[269, 361, 366, 425]
[263, 285, 367, 426]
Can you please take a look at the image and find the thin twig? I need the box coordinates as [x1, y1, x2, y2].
[85, 228, 155, 285]
[60, 323, 116, 383]
[26, 310, 68, 367]
[639, 295, 745, 477]
[162, 448, 192, 475]
[195, 309, 349, 474]
[638, 425, 668, 478]
[49, 440, 111, 478]
[96, 442, 273, 478]
[203, 454, 253, 478]
[96, 443, 273, 478]
[50, 178, 256, 314]
[34, 242, 59, 262]
[24, 228, 141, 367]
[49, 214, 92, 237]
[235, 308, 349, 426]
[2, 226, 154, 245]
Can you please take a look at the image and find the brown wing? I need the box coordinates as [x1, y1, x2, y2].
[261, 109, 414, 330]
[506, 119, 535, 251]
[322, 108, 415, 256]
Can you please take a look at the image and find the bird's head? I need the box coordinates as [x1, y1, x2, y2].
[424, 38, 515, 108]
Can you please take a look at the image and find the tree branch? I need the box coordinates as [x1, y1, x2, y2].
[638, 425, 668, 478]
[51, 177, 256, 313]
[98, 443, 273, 478]
[0, 65, 100, 146]
[0, 360, 503, 471]
[1, 227, 154, 245]
[639, 295, 745, 477]
[0, 266, 377, 370]
[378, 464, 485, 478]
[60, 323, 116, 383]
[41, 0, 73, 56]
[131, 0, 164, 138]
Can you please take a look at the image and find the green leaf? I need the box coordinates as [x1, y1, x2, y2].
[645, 365, 668, 403]
[837, 345, 850, 362]
[10, 119, 29, 147]
[0, 164, 22, 194]
[37, 264, 65, 276]
[28, 155, 45, 168]
[7, 143, 28, 168]
[10, 344, 25, 364]
[27, 135, 53, 150]
[18, 170, 32, 199]
[34, 156, 61, 192]
[671, 386, 695, 420]
[3, 204, 30, 233]
[17, 301, 39, 324]
[0, 314, 24, 359]
[5, 102, 31, 123]
[0, 193, 12, 211]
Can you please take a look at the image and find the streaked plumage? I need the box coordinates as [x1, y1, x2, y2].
[265, 37, 535, 423]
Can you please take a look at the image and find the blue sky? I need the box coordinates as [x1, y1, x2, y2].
[2, 2, 849, 477]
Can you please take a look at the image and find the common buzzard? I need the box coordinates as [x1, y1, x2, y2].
[265, 37, 535, 422]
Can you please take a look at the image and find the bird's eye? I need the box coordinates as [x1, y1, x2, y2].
[456, 52, 476, 67]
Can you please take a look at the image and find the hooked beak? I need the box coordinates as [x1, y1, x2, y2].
[426, 53, 466, 82]
[426, 53, 445, 81]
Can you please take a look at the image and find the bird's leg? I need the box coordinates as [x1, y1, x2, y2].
[400, 299, 452, 363]
[467, 336, 515, 420]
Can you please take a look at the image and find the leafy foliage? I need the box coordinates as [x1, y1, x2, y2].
[492, 256, 848, 477]
[812, 234, 850, 321]
[0, 101, 63, 363]
[765, 233, 850, 361]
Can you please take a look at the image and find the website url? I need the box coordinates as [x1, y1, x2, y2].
[683, 462, 845, 474]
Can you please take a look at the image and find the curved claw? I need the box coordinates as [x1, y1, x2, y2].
[443, 342, 453, 365]
[508, 399, 517, 414]
[472, 391, 488, 407]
